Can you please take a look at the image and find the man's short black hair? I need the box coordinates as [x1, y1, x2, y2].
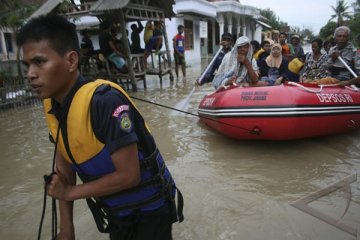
[221, 32, 232, 40]
[131, 23, 137, 30]
[177, 25, 184, 30]
[279, 32, 287, 37]
[16, 14, 80, 56]
[311, 38, 323, 48]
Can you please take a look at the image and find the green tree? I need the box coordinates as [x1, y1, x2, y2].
[300, 28, 315, 42]
[349, 0, 360, 46]
[0, 0, 39, 82]
[329, 0, 351, 26]
[259, 8, 288, 30]
[319, 21, 337, 40]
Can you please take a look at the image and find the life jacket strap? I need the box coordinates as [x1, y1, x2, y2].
[139, 148, 159, 170]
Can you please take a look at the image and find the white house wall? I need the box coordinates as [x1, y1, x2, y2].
[0, 29, 17, 62]
[174, 0, 217, 18]
[164, 16, 203, 66]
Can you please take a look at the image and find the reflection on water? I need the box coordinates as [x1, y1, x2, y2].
[0, 65, 359, 240]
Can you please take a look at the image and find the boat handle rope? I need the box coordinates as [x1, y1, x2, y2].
[345, 85, 360, 92]
[287, 81, 324, 93]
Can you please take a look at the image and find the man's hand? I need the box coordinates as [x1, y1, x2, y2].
[226, 75, 237, 86]
[237, 54, 246, 63]
[47, 170, 72, 201]
[57, 226, 75, 240]
[331, 51, 340, 61]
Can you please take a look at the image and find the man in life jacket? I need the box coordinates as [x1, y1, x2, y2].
[17, 14, 183, 240]
[173, 24, 186, 79]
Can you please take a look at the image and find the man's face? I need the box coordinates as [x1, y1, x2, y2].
[263, 43, 271, 53]
[237, 43, 250, 56]
[221, 37, 232, 49]
[279, 34, 286, 44]
[178, 27, 184, 34]
[311, 42, 321, 54]
[291, 38, 299, 45]
[335, 30, 349, 49]
[22, 40, 72, 101]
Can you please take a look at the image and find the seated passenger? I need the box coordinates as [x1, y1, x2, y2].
[258, 43, 288, 86]
[213, 36, 259, 89]
[98, 21, 128, 73]
[257, 40, 271, 66]
[197, 32, 233, 85]
[251, 40, 262, 61]
[279, 32, 294, 61]
[291, 35, 305, 60]
[323, 39, 334, 54]
[300, 38, 328, 82]
[325, 26, 357, 81]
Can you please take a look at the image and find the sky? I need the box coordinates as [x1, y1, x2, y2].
[240, 0, 351, 35]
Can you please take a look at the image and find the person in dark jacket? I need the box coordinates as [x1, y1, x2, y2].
[259, 43, 288, 86]
[197, 32, 233, 85]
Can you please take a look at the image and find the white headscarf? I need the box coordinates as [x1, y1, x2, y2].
[213, 36, 254, 88]
[232, 36, 253, 81]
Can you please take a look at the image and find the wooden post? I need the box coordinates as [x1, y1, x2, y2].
[161, 15, 174, 81]
[119, 9, 137, 91]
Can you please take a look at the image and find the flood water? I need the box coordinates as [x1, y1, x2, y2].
[0, 62, 359, 240]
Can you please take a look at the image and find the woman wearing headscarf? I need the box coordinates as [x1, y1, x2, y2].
[259, 43, 288, 86]
[213, 36, 259, 89]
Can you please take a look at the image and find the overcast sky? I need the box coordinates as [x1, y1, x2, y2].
[241, 0, 354, 35]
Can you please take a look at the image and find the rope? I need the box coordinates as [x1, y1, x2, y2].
[37, 126, 60, 240]
[345, 85, 360, 92]
[129, 95, 257, 134]
[287, 81, 324, 93]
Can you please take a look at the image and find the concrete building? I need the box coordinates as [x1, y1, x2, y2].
[159, 0, 271, 65]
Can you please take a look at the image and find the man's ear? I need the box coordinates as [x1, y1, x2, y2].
[66, 51, 79, 72]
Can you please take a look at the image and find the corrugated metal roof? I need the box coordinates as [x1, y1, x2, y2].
[90, 0, 130, 12]
[30, 0, 64, 18]
[89, 0, 175, 18]
[29, 0, 175, 19]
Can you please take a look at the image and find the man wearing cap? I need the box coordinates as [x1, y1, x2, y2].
[197, 32, 233, 85]
[291, 34, 305, 60]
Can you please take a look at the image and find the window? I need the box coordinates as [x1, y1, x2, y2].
[4, 33, 13, 53]
[184, 20, 193, 50]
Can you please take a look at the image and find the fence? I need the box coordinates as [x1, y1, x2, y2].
[0, 77, 41, 117]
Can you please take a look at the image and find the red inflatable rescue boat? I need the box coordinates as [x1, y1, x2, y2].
[198, 82, 360, 140]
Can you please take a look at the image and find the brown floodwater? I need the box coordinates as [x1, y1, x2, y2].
[0, 63, 359, 240]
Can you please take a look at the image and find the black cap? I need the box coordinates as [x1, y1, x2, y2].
[221, 32, 232, 40]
